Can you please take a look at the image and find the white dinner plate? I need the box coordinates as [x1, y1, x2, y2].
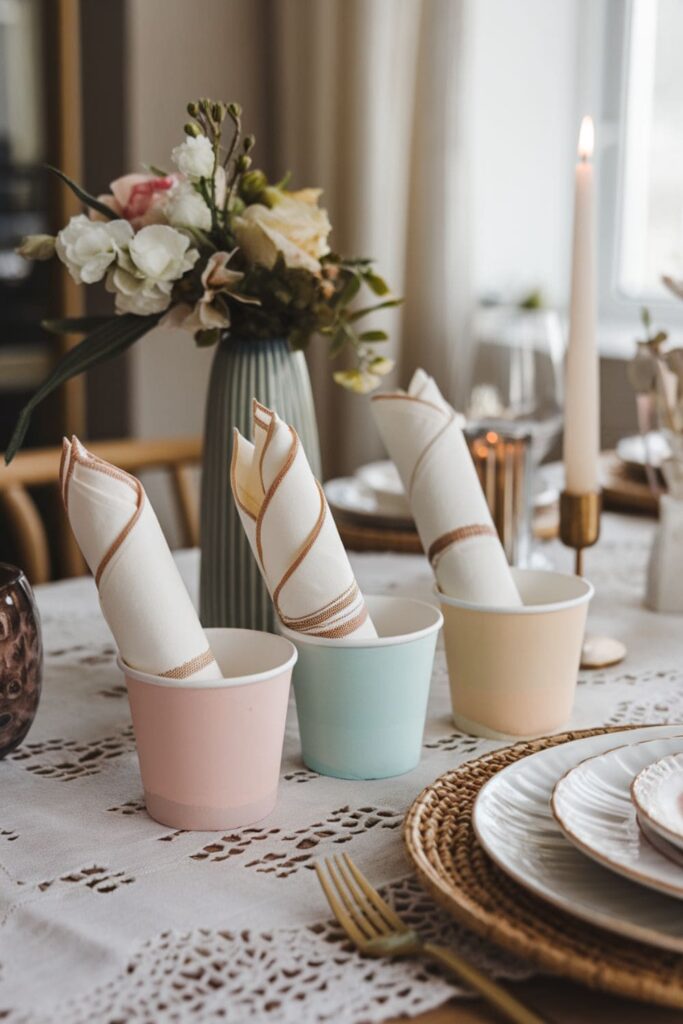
[324, 477, 414, 527]
[616, 432, 670, 471]
[355, 460, 411, 517]
[632, 751, 683, 854]
[552, 736, 683, 900]
[473, 725, 683, 952]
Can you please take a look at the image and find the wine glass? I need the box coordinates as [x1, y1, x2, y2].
[466, 303, 565, 468]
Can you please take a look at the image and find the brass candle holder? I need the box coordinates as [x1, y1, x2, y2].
[559, 489, 626, 669]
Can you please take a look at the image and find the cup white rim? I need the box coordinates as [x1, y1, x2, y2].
[435, 567, 594, 615]
[278, 593, 443, 648]
[118, 627, 298, 689]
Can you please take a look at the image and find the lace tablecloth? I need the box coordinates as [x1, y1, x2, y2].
[2, 512, 682, 1024]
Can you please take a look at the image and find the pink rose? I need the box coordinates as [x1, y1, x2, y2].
[96, 173, 176, 228]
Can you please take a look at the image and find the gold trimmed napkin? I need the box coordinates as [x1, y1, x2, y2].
[231, 401, 377, 639]
[371, 370, 522, 607]
[60, 437, 221, 680]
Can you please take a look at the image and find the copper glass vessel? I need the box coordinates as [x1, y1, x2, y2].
[0, 564, 42, 758]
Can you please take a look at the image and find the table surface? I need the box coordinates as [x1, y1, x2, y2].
[2, 512, 683, 1024]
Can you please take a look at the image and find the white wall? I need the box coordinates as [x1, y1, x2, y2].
[126, 0, 267, 445]
[468, 0, 580, 307]
[125, 0, 267, 538]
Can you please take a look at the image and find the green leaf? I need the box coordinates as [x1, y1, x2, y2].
[42, 316, 113, 335]
[46, 165, 118, 220]
[329, 325, 351, 358]
[348, 298, 403, 322]
[338, 274, 361, 306]
[4, 313, 161, 464]
[358, 330, 388, 342]
[364, 273, 389, 296]
[274, 170, 292, 190]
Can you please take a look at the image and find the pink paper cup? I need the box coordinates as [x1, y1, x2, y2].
[118, 628, 297, 830]
[438, 568, 593, 739]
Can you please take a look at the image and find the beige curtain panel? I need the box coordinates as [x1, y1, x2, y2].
[269, 0, 473, 475]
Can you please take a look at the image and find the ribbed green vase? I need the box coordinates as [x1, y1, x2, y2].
[200, 336, 322, 631]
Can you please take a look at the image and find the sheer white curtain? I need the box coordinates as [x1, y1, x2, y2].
[269, 0, 473, 474]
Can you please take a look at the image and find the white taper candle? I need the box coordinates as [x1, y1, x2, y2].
[564, 115, 600, 494]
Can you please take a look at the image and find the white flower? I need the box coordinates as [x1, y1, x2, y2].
[233, 188, 331, 274]
[55, 214, 133, 284]
[163, 180, 211, 231]
[106, 262, 174, 316]
[369, 356, 394, 377]
[171, 135, 215, 179]
[127, 224, 199, 282]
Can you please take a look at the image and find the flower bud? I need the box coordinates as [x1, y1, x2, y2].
[228, 102, 242, 119]
[240, 169, 267, 201]
[199, 97, 210, 113]
[186, 101, 199, 117]
[237, 154, 252, 171]
[211, 102, 226, 123]
[16, 234, 56, 261]
[243, 134, 255, 152]
[184, 122, 201, 137]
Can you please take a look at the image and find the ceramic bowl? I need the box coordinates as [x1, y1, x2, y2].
[632, 751, 683, 853]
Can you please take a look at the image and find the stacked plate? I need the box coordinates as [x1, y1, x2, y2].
[473, 725, 683, 951]
[324, 460, 413, 528]
[616, 431, 670, 478]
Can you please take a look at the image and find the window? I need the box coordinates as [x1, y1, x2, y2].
[617, 0, 683, 300]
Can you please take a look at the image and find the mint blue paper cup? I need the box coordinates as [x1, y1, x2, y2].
[280, 595, 443, 780]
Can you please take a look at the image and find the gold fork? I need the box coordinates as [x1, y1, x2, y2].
[316, 853, 546, 1024]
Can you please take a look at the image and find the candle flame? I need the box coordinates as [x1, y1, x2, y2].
[485, 431, 499, 444]
[578, 115, 594, 161]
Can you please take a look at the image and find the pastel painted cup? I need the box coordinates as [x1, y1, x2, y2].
[438, 567, 593, 739]
[119, 627, 297, 830]
[280, 595, 443, 780]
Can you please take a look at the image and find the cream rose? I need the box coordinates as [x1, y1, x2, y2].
[171, 135, 214, 179]
[233, 188, 331, 274]
[55, 214, 133, 284]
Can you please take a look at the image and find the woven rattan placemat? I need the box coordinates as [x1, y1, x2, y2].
[404, 725, 683, 1009]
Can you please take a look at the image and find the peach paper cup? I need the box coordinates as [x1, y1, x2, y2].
[118, 627, 297, 831]
[438, 567, 593, 740]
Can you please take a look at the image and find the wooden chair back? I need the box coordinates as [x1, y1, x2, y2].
[0, 437, 202, 584]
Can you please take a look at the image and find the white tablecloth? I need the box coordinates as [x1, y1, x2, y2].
[2, 514, 682, 1024]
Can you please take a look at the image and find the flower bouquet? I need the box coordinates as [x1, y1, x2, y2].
[11, 97, 400, 629]
[9, 97, 399, 464]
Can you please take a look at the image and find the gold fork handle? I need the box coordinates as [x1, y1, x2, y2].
[422, 942, 547, 1024]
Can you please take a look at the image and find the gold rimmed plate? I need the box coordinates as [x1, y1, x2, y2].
[551, 735, 683, 901]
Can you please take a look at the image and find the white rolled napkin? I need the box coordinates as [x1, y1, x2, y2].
[371, 369, 522, 607]
[60, 437, 221, 680]
[231, 401, 377, 639]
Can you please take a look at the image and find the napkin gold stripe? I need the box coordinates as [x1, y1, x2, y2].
[315, 604, 369, 639]
[280, 582, 358, 633]
[428, 524, 498, 565]
[160, 648, 215, 679]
